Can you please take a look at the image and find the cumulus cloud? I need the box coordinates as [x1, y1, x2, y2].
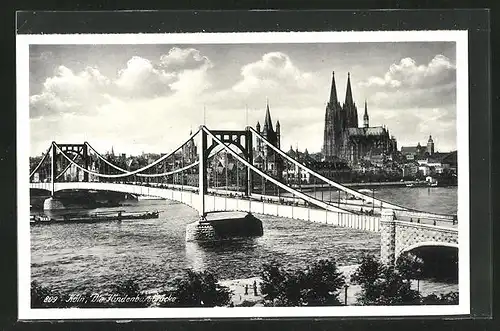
[358, 54, 456, 109]
[30, 66, 111, 118]
[115, 56, 176, 97]
[29, 47, 213, 120]
[208, 52, 320, 111]
[360, 55, 455, 89]
[233, 52, 315, 93]
[159, 47, 212, 72]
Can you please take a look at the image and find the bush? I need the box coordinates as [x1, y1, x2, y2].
[260, 259, 345, 307]
[164, 269, 231, 307]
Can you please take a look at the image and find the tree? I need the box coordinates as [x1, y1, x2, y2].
[260, 261, 288, 304]
[166, 269, 231, 307]
[351, 254, 384, 285]
[260, 259, 345, 307]
[396, 252, 424, 292]
[351, 255, 420, 305]
[301, 259, 345, 306]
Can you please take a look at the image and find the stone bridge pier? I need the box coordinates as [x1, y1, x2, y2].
[380, 209, 459, 266]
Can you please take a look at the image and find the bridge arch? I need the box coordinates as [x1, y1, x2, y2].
[399, 241, 459, 257]
[397, 241, 459, 282]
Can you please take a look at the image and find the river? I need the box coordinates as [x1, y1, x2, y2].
[30, 186, 457, 295]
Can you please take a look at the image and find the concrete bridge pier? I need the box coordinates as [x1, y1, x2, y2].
[43, 197, 65, 210]
[380, 209, 396, 266]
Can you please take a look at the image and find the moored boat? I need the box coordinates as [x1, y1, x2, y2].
[137, 195, 164, 201]
[30, 210, 159, 224]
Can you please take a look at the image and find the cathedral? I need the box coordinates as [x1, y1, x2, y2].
[322, 71, 397, 165]
[254, 102, 284, 179]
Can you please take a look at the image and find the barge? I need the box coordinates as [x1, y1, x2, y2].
[30, 210, 160, 224]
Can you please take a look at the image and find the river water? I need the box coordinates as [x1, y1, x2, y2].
[30, 186, 457, 294]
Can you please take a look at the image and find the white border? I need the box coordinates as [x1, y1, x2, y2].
[17, 31, 469, 320]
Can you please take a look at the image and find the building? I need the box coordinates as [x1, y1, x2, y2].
[182, 129, 197, 164]
[416, 151, 457, 175]
[254, 102, 284, 179]
[283, 147, 351, 183]
[322, 71, 397, 165]
[401, 135, 436, 160]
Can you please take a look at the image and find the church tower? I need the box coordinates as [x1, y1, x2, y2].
[363, 99, 369, 128]
[427, 135, 435, 155]
[343, 72, 358, 128]
[323, 71, 341, 160]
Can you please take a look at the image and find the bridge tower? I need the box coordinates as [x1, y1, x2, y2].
[44, 142, 91, 210]
[198, 126, 253, 219]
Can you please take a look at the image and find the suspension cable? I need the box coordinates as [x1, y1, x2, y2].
[54, 143, 198, 178]
[202, 126, 349, 213]
[84, 128, 200, 176]
[248, 127, 406, 211]
[55, 149, 82, 180]
[29, 144, 53, 178]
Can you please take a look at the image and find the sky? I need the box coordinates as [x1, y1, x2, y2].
[28, 42, 457, 157]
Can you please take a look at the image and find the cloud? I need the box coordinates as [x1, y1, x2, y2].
[208, 52, 320, 110]
[115, 56, 176, 97]
[358, 54, 456, 109]
[29, 47, 214, 120]
[29, 66, 111, 118]
[159, 47, 212, 72]
[360, 55, 455, 89]
[234, 52, 315, 93]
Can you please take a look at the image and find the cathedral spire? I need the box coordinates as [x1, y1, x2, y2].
[345, 72, 354, 106]
[344, 72, 358, 127]
[363, 99, 369, 128]
[329, 71, 338, 105]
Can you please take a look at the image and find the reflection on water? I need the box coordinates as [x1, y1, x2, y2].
[31, 187, 457, 294]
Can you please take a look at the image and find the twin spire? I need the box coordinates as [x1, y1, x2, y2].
[329, 71, 355, 107]
[329, 71, 369, 128]
[345, 72, 354, 107]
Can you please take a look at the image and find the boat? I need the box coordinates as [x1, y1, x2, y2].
[137, 195, 165, 201]
[358, 189, 374, 194]
[405, 183, 414, 187]
[30, 214, 52, 223]
[30, 210, 160, 224]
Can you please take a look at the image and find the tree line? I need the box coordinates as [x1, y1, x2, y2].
[31, 254, 458, 308]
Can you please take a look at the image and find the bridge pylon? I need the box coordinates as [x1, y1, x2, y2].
[245, 126, 253, 197]
[198, 127, 208, 219]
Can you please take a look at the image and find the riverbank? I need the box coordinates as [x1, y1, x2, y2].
[292, 181, 457, 190]
[219, 264, 458, 306]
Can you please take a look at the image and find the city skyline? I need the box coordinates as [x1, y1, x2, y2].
[29, 42, 457, 157]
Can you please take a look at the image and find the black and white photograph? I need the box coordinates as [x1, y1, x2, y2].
[17, 30, 469, 319]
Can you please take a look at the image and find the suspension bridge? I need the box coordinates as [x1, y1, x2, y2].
[29, 125, 458, 264]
